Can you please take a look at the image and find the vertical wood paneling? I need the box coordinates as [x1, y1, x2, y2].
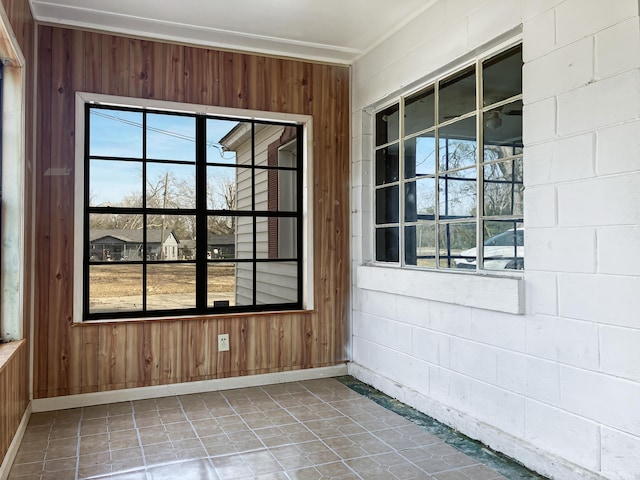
[164, 44, 185, 103]
[34, 27, 350, 398]
[184, 47, 219, 106]
[102, 35, 129, 96]
[34, 25, 53, 398]
[129, 39, 163, 99]
[84, 31, 102, 92]
[98, 324, 127, 390]
[160, 321, 182, 384]
[0, 342, 29, 463]
[81, 326, 99, 393]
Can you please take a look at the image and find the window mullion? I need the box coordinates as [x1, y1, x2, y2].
[476, 58, 484, 272]
[434, 80, 440, 269]
[399, 99, 405, 266]
[195, 115, 207, 311]
[142, 111, 148, 311]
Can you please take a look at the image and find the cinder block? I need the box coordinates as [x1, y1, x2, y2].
[525, 356, 561, 405]
[557, 70, 640, 136]
[523, 97, 556, 145]
[523, 8, 556, 62]
[467, 0, 522, 48]
[523, 38, 593, 103]
[357, 312, 413, 353]
[396, 295, 430, 328]
[523, 0, 559, 20]
[525, 314, 599, 369]
[596, 18, 640, 79]
[598, 226, 640, 276]
[429, 367, 472, 414]
[524, 132, 595, 186]
[597, 120, 640, 176]
[524, 186, 557, 228]
[559, 273, 640, 327]
[601, 427, 640, 480]
[449, 337, 497, 384]
[600, 325, 640, 382]
[558, 172, 640, 227]
[470, 308, 526, 351]
[556, 0, 638, 46]
[525, 399, 600, 470]
[497, 350, 527, 394]
[471, 380, 525, 437]
[358, 288, 397, 320]
[560, 364, 640, 436]
[525, 227, 596, 273]
[412, 327, 450, 367]
[524, 271, 558, 316]
[429, 302, 472, 337]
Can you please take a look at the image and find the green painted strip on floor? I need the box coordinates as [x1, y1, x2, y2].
[336, 375, 548, 480]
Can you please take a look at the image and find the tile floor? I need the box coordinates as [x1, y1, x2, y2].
[8, 378, 531, 480]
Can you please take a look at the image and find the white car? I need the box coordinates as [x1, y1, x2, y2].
[454, 228, 524, 270]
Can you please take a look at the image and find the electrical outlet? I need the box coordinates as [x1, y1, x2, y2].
[218, 333, 229, 352]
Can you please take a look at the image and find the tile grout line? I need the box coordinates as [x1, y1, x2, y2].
[74, 408, 85, 480]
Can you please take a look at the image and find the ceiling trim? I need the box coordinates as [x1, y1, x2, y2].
[30, 1, 360, 64]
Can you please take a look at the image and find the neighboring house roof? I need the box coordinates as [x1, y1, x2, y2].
[90, 229, 179, 244]
[208, 234, 235, 245]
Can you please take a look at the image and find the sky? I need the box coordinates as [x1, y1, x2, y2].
[89, 109, 239, 207]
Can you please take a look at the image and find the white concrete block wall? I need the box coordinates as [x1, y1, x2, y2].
[350, 1, 640, 479]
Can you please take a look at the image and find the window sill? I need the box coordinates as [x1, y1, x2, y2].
[357, 264, 524, 314]
[0, 339, 27, 373]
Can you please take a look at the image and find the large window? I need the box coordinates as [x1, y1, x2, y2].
[374, 44, 523, 271]
[82, 102, 304, 321]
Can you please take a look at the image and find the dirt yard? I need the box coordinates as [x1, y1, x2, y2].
[89, 262, 236, 297]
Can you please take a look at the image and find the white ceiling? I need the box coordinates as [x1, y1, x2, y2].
[29, 0, 438, 64]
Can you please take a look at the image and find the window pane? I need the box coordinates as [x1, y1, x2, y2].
[484, 100, 523, 160]
[439, 222, 476, 269]
[276, 134, 298, 168]
[439, 65, 476, 122]
[147, 263, 196, 310]
[376, 227, 399, 262]
[146, 163, 196, 209]
[405, 86, 435, 135]
[255, 216, 297, 259]
[405, 223, 436, 267]
[375, 104, 399, 146]
[483, 220, 524, 270]
[147, 113, 196, 161]
[405, 132, 436, 179]
[146, 215, 194, 261]
[89, 265, 142, 314]
[439, 168, 476, 219]
[376, 144, 399, 185]
[439, 116, 477, 172]
[89, 215, 144, 261]
[209, 262, 252, 307]
[375, 185, 399, 224]
[207, 166, 238, 210]
[90, 160, 142, 207]
[256, 262, 298, 305]
[207, 217, 237, 258]
[255, 168, 297, 212]
[405, 178, 436, 222]
[206, 118, 247, 165]
[483, 44, 522, 107]
[90, 109, 143, 158]
[484, 159, 524, 216]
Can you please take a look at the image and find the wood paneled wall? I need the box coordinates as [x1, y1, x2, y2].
[34, 26, 350, 399]
[0, 341, 29, 462]
[0, 0, 34, 465]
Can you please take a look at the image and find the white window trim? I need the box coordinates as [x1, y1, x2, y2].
[73, 92, 314, 323]
[0, 3, 26, 342]
[358, 32, 525, 315]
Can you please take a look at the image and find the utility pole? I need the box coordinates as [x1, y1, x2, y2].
[159, 171, 168, 260]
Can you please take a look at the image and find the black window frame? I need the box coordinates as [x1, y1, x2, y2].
[83, 103, 304, 321]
